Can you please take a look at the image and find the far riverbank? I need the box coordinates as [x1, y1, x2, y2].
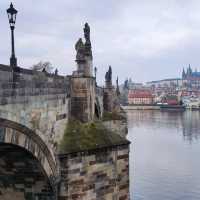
[122, 105, 160, 110]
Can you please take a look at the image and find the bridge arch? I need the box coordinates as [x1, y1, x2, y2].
[0, 118, 59, 198]
[0, 143, 55, 199]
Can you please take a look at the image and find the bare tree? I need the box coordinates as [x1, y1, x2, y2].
[31, 61, 54, 73]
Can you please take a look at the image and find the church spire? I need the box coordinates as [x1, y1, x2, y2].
[188, 64, 192, 75]
[182, 68, 186, 79]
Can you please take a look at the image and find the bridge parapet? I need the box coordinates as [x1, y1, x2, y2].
[0, 64, 69, 94]
[0, 65, 70, 105]
[0, 82, 69, 104]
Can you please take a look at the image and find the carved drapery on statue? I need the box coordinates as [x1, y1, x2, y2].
[104, 66, 113, 112]
[75, 38, 85, 62]
[84, 23, 91, 44]
[84, 23, 92, 57]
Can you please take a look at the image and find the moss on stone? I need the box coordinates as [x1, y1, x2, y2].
[102, 111, 126, 121]
[59, 120, 129, 154]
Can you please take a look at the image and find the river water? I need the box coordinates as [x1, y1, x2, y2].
[127, 110, 200, 200]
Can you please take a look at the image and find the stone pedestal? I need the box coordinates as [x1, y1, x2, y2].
[103, 86, 115, 112]
[70, 76, 95, 122]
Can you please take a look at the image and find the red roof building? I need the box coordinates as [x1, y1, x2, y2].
[161, 95, 179, 105]
[128, 89, 154, 105]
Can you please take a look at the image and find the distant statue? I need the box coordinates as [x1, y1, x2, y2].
[116, 76, 120, 96]
[75, 38, 85, 61]
[84, 23, 90, 43]
[83, 23, 92, 57]
[105, 66, 112, 82]
[42, 68, 46, 73]
[116, 76, 119, 86]
[94, 67, 97, 78]
[123, 79, 129, 90]
[55, 68, 58, 75]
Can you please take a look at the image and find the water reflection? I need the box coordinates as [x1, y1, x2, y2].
[127, 110, 200, 143]
[181, 111, 200, 142]
[127, 110, 200, 200]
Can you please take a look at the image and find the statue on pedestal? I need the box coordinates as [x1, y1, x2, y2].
[105, 66, 112, 83]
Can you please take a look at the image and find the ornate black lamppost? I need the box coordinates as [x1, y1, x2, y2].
[7, 3, 18, 67]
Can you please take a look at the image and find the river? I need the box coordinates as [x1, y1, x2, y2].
[127, 110, 200, 200]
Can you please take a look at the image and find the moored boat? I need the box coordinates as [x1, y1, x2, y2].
[160, 104, 186, 111]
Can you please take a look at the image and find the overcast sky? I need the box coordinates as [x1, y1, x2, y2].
[1, 0, 200, 84]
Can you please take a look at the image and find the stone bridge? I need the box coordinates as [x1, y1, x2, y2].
[0, 65, 70, 199]
[0, 22, 130, 200]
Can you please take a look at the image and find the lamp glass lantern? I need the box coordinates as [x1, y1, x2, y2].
[7, 3, 18, 29]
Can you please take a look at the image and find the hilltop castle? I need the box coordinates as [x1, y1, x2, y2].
[182, 65, 200, 80]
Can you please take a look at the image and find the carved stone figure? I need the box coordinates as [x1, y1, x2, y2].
[75, 38, 85, 61]
[116, 76, 120, 96]
[84, 23, 90, 43]
[116, 76, 119, 86]
[55, 68, 58, 75]
[123, 79, 129, 90]
[84, 23, 92, 57]
[105, 66, 112, 82]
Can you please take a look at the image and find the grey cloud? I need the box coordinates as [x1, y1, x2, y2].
[1, 0, 200, 84]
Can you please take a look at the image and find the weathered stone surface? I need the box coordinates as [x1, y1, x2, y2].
[59, 145, 130, 200]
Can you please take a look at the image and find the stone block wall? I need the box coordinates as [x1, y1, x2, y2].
[0, 144, 54, 200]
[0, 95, 69, 159]
[58, 144, 130, 200]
